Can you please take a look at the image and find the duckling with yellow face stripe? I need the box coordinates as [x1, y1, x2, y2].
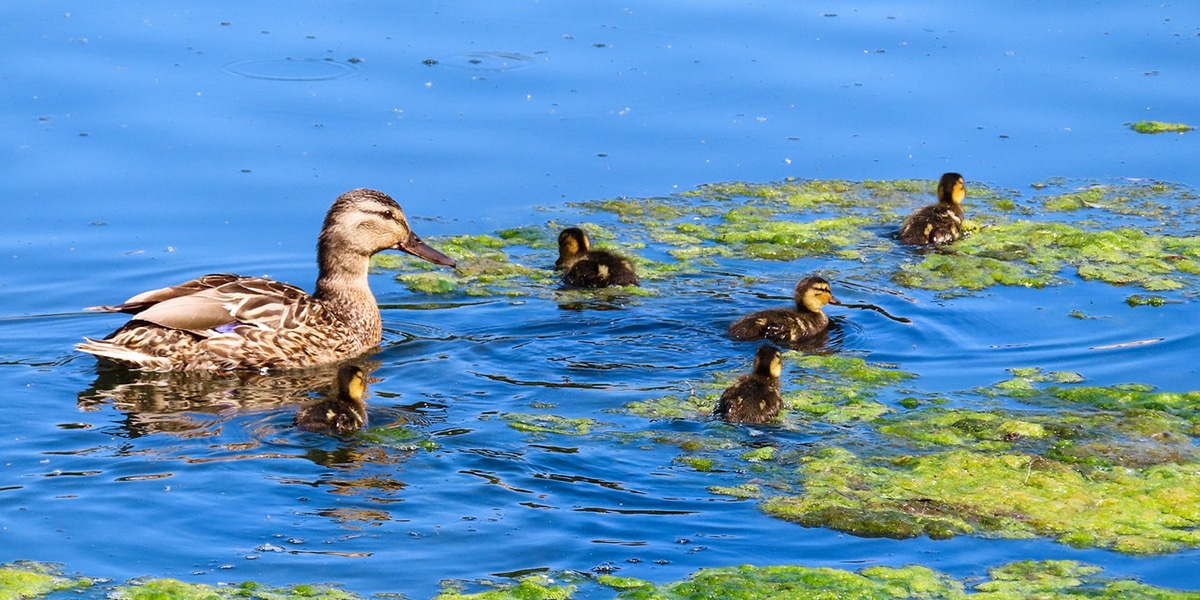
[899, 172, 967, 246]
[294, 364, 369, 433]
[555, 227, 640, 288]
[728, 276, 839, 346]
[713, 345, 784, 424]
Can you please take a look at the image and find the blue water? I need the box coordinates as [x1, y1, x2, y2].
[2, 2, 1199, 598]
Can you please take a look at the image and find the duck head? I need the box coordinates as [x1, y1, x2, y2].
[752, 345, 783, 379]
[556, 227, 591, 269]
[794, 276, 840, 313]
[337, 363, 368, 404]
[938, 173, 966, 206]
[319, 188, 456, 267]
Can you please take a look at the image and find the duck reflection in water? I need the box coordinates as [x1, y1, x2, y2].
[295, 364, 370, 434]
[76, 361, 380, 438]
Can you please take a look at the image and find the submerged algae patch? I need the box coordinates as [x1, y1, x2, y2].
[111, 579, 362, 600]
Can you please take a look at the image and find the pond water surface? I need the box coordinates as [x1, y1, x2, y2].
[2, 2, 1199, 598]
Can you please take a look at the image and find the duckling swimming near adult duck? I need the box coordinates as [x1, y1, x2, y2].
[898, 172, 966, 246]
[294, 364, 369, 433]
[713, 345, 784, 424]
[77, 188, 456, 371]
[728, 276, 839, 346]
[555, 227, 640, 288]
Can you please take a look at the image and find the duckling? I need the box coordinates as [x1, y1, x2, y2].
[728, 276, 839, 346]
[555, 227, 640, 288]
[77, 188, 456, 371]
[898, 172, 966, 246]
[294, 364, 369, 433]
[713, 345, 784, 424]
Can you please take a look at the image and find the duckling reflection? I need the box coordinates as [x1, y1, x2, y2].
[295, 364, 369, 433]
[729, 276, 840, 347]
[78, 361, 380, 438]
[555, 227, 640, 288]
[898, 172, 966, 246]
[713, 345, 783, 424]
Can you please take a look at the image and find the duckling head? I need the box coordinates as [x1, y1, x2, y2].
[795, 276, 840, 313]
[937, 173, 965, 206]
[319, 188, 456, 268]
[556, 227, 592, 269]
[752, 345, 783, 379]
[337, 363, 368, 403]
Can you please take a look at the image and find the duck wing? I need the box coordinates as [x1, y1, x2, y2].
[86, 274, 245, 313]
[130, 277, 313, 334]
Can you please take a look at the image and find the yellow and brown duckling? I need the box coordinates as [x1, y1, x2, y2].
[77, 188, 456, 371]
[555, 227, 640, 288]
[294, 364, 369, 433]
[898, 172, 966, 246]
[713, 345, 784, 424]
[728, 276, 840, 346]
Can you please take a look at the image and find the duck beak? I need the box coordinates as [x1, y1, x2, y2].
[827, 294, 841, 306]
[395, 232, 456, 267]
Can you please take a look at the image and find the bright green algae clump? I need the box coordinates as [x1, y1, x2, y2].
[1130, 120, 1195, 134]
[0, 562, 91, 598]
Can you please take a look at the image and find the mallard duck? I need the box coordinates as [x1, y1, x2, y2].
[555, 227, 640, 288]
[77, 188, 456, 371]
[898, 172, 966, 246]
[294, 364, 369, 433]
[713, 345, 783, 424]
[728, 276, 839, 346]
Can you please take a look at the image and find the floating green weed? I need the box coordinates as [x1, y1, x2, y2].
[763, 445, 1200, 553]
[1130, 120, 1195, 134]
[0, 562, 91, 599]
[434, 574, 574, 600]
[501, 412, 598, 436]
[110, 578, 361, 600]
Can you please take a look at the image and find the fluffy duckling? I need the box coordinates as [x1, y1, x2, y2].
[555, 227, 640, 288]
[728, 276, 839, 346]
[713, 345, 784, 424]
[294, 364, 369, 433]
[77, 188, 456, 371]
[898, 172, 966, 246]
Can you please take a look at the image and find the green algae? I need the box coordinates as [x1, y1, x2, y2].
[1131, 120, 1195, 134]
[501, 412, 598, 436]
[783, 353, 913, 424]
[0, 562, 91, 599]
[434, 574, 574, 600]
[762, 445, 1200, 553]
[896, 220, 1200, 292]
[599, 561, 1200, 599]
[109, 579, 361, 600]
[708, 483, 763, 499]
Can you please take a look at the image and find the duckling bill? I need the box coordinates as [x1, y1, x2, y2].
[713, 345, 784, 424]
[77, 188, 455, 371]
[294, 364, 369, 433]
[728, 276, 839, 346]
[555, 227, 640, 288]
[898, 172, 966, 246]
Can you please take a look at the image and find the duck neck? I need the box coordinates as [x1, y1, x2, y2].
[314, 243, 382, 343]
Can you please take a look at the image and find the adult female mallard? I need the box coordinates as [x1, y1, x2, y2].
[713, 345, 783, 424]
[555, 227, 640, 288]
[728, 276, 839, 346]
[77, 188, 456, 371]
[294, 364, 370, 433]
[898, 172, 966, 246]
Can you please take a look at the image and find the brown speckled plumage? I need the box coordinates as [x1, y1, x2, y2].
[728, 276, 839, 346]
[898, 172, 966, 246]
[555, 227, 640, 288]
[713, 345, 784, 424]
[77, 188, 455, 371]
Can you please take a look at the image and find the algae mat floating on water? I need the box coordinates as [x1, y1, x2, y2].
[376, 177, 1200, 298]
